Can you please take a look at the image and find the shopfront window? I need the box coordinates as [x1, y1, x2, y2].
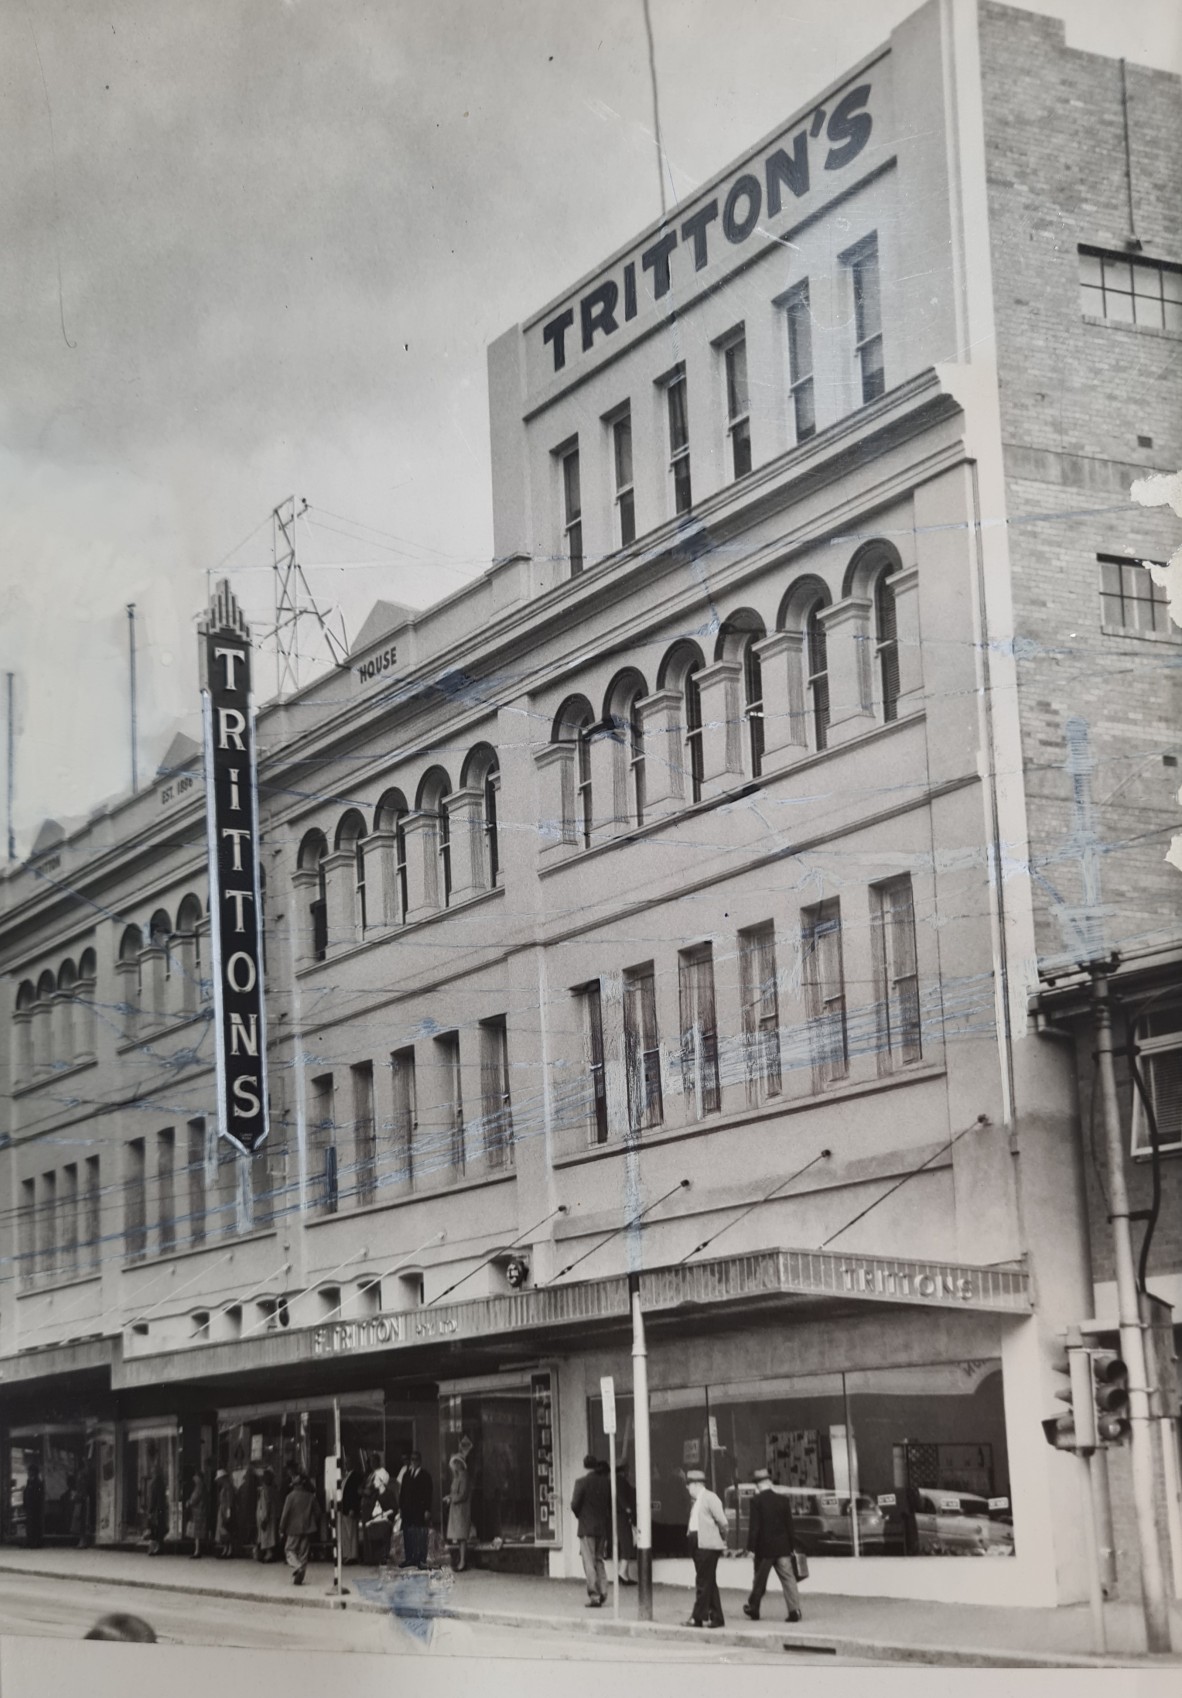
[588, 1357, 1012, 1560]
[216, 1395, 388, 1547]
[122, 1421, 181, 1545]
[440, 1371, 557, 1546]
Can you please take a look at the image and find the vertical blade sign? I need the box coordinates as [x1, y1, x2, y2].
[200, 579, 269, 1154]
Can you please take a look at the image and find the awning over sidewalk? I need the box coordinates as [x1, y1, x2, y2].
[112, 1244, 1030, 1392]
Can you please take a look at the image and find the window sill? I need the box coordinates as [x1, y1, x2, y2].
[115, 1008, 212, 1056]
[1082, 313, 1182, 342]
[1132, 1143, 1181, 1162]
[16, 1270, 102, 1299]
[120, 1225, 278, 1272]
[552, 1062, 947, 1168]
[1100, 622, 1180, 647]
[296, 885, 505, 980]
[12, 1055, 98, 1098]
[301, 1163, 517, 1222]
[539, 709, 926, 877]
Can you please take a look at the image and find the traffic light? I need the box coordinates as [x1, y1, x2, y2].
[1042, 1345, 1097, 1451]
[1091, 1351, 1130, 1445]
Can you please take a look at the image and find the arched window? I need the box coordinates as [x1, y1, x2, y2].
[335, 809, 368, 935]
[553, 696, 596, 849]
[603, 669, 648, 830]
[57, 959, 77, 1063]
[416, 767, 453, 908]
[461, 743, 501, 891]
[14, 980, 35, 1082]
[118, 925, 142, 964]
[148, 910, 172, 997]
[715, 611, 767, 780]
[77, 948, 97, 1057]
[34, 969, 56, 1072]
[297, 830, 329, 961]
[657, 642, 706, 805]
[375, 789, 410, 922]
[806, 602, 830, 752]
[874, 570, 900, 723]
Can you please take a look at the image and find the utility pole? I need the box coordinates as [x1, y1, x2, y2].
[127, 604, 139, 795]
[629, 1272, 653, 1619]
[1093, 966, 1173, 1651]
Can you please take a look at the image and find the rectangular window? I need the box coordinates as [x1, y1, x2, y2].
[1099, 555, 1174, 636]
[785, 281, 816, 442]
[19, 1178, 35, 1290]
[125, 1139, 147, 1263]
[802, 899, 848, 1087]
[613, 410, 636, 547]
[847, 237, 885, 404]
[724, 336, 752, 479]
[871, 877, 922, 1071]
[391, 1046, 417, 1191]
[187, 1119, 206, 1247]
[679, 944, 721, 1120]
[157, 1128, 176, 1255]
[740, 923, 782, 1105]
[666, 370, 692, 514]
[1131, 1006, 1182, 1157]
[39, 1172, 57, 1281]
[1080, 247, 1182, 331]
[61, 1163, 79, 1278]
[578, 981, 609, 1144]
[561, 444, 583, 576]
[352, 1062, 376, 1206]
[84, 1155, 100, 1272]
[309, 1073, 338, 1216]
[480, 1016, 514, 1168]
[624, 963, 663, 1131]
[436, 1032, 464, 1176]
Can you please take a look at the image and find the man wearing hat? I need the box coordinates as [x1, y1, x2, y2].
[683, 1468, 728, 1629]
[743, 1468, 802, 1622]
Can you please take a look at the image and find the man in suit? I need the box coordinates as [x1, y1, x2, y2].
[570, 1454, 613, 1606]
[743, 1468, 802, 1622]
[398, 1452, 433, 1568]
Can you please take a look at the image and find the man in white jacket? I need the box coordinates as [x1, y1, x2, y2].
[683, 1469, 728, 1628]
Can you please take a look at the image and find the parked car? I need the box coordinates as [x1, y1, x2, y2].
[785, 1489, 886, 1556]
[914, 1492, 1014, 1556]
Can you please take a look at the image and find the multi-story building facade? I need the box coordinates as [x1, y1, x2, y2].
[1, 0, 1178, 1621]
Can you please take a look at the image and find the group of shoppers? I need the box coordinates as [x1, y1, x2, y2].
[572, 1458, 803, 1630]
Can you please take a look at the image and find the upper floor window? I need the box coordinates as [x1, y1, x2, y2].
[576, 981, 608, 1145]
[724, 335, 752, 479]
[604, 669, 647, 831]
[1132, 1006, 1182, 1158]
[297, 829, 329, 961]
[613, 410, 636, 547]
[846, 235, 884, 404]
[335, 809, 367, 937]
[739, 922, 781, 1106]
[479, 1015, 514, 1169]
[678, 944, 721, 1121]
[665, 369, 692, 515]
[352, 1061, 377, 1207]
[461, 744, 501, 891]
[553, 696, 597, 848]
[871, 876, 922, 1071]
[801, 898, 848, 1088]
[125, 1138, 147, 1263]
[1099, 555, 1174, 637]
[785, 280, 816, 443]
[874, 571, 901, 721]
[391, 1046, 418, 1185]
[309, 1073, 338, 1216]
[375, 789, 410, 922]
[416, 767, 453, 908]
[561, 443, 583, 576]
[806, 602, 830, 752]
[623, 963, 663, 1132]
[1079, 248, 1182, 331]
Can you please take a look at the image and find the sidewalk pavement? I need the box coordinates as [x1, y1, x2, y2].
[0, 1544, 1180, 1667]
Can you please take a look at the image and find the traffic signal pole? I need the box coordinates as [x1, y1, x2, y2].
[1093, 968, 1173, 1652]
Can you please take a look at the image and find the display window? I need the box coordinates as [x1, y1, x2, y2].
[439, 1370, 558, 1545]
[122, 1421, 182, 1544]
[7, 1425, 91, 1544]
[588, 1356, 1013, 1559]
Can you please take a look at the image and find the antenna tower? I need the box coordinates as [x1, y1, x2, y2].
[271, 497, 349, 697]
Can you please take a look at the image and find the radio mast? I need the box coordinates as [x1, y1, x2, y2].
[271, 497, 349, 698]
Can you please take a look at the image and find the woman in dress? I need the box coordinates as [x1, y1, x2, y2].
[214, 1468, 235, 1559]
[187, 1470, 208, 1559]
[445, 1442, 473, 1572]
[255, 1468, 279, 1562]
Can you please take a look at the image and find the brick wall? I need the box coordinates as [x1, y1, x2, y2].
[979, 2, 1182, 969]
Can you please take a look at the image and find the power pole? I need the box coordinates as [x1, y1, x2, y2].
[630, 1272, 653, 1619]
[127, 603, 139, 795]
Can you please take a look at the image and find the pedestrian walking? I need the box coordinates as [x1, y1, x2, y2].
[278, 1472, 319, 1585]
[444, 1438, 473, 1571]
[361, 1462, 395, 1566]
[683, 1469, 727, 1629]
[398, 1451, 433, 1568]
[23, 1460, 44, 1549]
[570, 1453, 612, 1607]
[147, 1458, 169, 1555]
[214, 1468, 234, 1559]
[187, 1471, 208, 1558]
[613, 1462, 638, 1585]
[339, 1462, 362, 1566]
[255, 1467, 280, 1563]
[742, 1469, 802, 1622]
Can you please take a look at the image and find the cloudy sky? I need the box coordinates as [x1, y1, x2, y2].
[1, 0, 1177, 852]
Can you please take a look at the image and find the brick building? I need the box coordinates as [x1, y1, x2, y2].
[0, 0, 1178, 1627]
